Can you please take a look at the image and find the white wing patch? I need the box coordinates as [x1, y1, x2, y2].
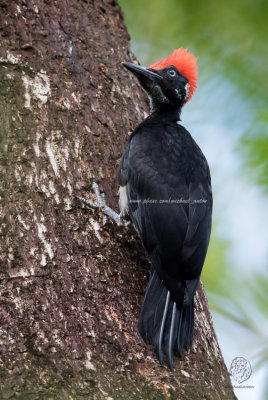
[118, 185, 128, 216]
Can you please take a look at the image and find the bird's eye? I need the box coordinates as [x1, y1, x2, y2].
[168, 69, 176, 77]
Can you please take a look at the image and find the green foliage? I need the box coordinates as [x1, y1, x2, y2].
[119, 1, 268, 398]
[120, 0, 268, 192]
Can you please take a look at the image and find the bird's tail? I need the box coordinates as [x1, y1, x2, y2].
[138, 270, 194, 369]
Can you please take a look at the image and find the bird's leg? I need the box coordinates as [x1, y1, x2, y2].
[76, 182, 124, 226]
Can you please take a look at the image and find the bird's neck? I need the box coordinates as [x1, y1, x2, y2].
[149, 101, 183, 123]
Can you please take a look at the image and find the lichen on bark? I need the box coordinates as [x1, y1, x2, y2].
[0, 0, 235, 399]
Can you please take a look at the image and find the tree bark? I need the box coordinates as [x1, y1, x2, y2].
[0, 0, 235, 399]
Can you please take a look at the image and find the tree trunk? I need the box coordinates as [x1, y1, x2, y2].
[0, 1, 235, 399]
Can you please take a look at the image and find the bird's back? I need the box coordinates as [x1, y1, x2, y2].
[119, 116, 212, 304]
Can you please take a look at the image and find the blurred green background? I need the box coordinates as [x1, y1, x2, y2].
[118, 0, 268, 399]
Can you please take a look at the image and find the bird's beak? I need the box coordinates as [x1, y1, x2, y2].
[122, 62, 162, 82]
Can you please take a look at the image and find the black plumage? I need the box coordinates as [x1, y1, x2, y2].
[118, 56, 212, 368]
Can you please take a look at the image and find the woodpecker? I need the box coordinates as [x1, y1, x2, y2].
[118, 48, 212, 369]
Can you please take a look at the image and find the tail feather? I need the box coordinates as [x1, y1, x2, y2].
[138, 270, 162, 344]
[153, 290, 170, 363]
[163, 301, 178, 369]
[176, 300, 194, 354]
[175, 310, 184, 356]
[138, 271, 195, 368]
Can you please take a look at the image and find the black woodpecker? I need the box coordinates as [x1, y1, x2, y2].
[118, 48, 213, 369]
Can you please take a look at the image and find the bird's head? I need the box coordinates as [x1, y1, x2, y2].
[123, 48, 198, 115]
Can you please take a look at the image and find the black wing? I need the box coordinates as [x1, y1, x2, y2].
[118, 122, 212, 306]
[118, 121, 212, 367]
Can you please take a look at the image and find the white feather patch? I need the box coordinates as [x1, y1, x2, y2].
[185, 83, 190, 100]
[118, 185, 128, 215]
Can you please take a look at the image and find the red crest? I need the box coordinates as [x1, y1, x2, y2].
[149, 48, 198, 101]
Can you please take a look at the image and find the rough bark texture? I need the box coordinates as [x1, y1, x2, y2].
[0, 1, 235, 399]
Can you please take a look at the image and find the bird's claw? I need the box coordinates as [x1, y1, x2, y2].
[76, 182, 121, 226]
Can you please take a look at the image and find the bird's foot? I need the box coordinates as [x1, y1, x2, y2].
[76, 182, 125, 226]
